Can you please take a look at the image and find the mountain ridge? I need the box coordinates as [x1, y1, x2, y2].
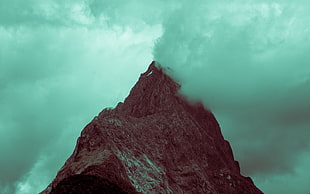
[42, 61, 263, 193]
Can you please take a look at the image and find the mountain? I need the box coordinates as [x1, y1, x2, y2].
[41, 61, 263, 193]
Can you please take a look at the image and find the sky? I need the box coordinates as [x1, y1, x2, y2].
[0, 0, 309, 193]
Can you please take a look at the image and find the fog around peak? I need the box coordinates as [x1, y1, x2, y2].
[1, 1, 310, 194]
[154, 2, 310, 193]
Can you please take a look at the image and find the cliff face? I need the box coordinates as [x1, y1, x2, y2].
[42, 61, 263, 194]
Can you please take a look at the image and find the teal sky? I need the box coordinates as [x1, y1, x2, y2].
[1, 1, 309, 193]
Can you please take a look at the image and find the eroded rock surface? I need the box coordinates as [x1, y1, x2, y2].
[42, 62, 263, 194]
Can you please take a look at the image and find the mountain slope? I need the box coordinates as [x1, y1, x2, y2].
[42, 61, 263, 193]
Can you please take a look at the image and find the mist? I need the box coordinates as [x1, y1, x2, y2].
[154, 1, 310, 193]
[1, 1, 309, 193]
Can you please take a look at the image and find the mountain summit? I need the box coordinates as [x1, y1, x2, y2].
[42, 61, 263, 193]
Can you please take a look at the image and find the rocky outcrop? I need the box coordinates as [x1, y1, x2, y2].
[42, 61, 263, 193]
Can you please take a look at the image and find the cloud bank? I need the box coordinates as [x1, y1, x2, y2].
[1, 0, 310, 193]
[154, 1, 310, 193]
[0, 0, 161, 193]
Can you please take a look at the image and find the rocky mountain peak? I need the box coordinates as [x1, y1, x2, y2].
[116, 61, 180, 118]
[42, 61, 263, 194]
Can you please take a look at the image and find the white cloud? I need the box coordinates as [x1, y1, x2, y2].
[0, 2, 161, 192]
[1, 0, 310, 193]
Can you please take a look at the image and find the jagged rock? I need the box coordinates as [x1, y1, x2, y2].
[41, 61, 263, 194]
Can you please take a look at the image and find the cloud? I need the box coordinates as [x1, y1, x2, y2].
[255, 150, 310, 194]
[1, 0, 310, 193]
[0, 1, 161, 193]
[154, 1, 310, 193]
[88, 0, 178, 26]
[0, 0, 95, 26]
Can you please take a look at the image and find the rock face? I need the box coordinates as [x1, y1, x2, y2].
[42, 61, 263, 194]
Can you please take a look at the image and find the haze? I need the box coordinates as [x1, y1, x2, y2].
[1, 1, 309, 193]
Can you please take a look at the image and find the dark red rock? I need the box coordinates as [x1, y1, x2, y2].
[41, 61, 263, 194]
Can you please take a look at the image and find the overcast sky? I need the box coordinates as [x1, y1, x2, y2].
[1, 1, 309, 194]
